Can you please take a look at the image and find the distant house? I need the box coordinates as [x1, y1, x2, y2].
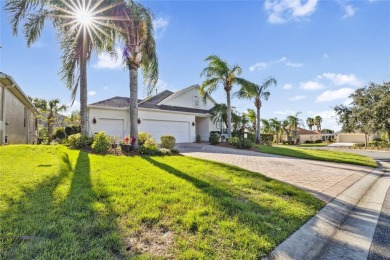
[295, 127, 323, 143]
[88, 85, 218, 143]
[0, 72, 38, 145]
[335, 131, 378, 143]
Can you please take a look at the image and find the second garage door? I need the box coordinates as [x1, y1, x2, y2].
[95, 118, 124, 138]
[141, 120, 190, 143]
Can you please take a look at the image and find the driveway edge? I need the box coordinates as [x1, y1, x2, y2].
[266, 165, 385, 260]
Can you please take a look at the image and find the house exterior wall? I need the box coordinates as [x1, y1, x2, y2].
[162, 88, 216, 110]
[299, 134, 322, 143]
[336, 133, 378, 143]
[88, 107, 217, 143]
[4, 87, 29, 144]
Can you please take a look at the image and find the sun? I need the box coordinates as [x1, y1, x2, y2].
[75, 8, 93, 27]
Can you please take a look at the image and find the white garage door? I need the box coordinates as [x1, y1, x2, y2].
[95, 118, 124, 138]
[141, 120, 190, 143]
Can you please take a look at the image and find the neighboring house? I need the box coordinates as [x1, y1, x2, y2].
[335, 131, 378, 143]
[0, 72, 38, 145]
[38, 112, 68, 128]
[295, 127, 322, 143]
[88, 85, 218, 143]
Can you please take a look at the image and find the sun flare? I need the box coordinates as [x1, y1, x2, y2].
[75, 8, 93, 26]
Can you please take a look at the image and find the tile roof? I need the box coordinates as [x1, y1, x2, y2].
[89, 90, 211, 114]
[296, 127, 321, 135]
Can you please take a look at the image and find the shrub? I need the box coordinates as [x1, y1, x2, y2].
[159, 148, 172, 155]
[138, 147, 159, 155]
[161, 135, 176, 149]
[260, 134, 274, 145]
[92, 132, 111, 153]
[138, 132, 152, 146]
[314, 140, 323, 143]
[373, 137, 383, 142]
[53, 127, 66, 140]
[196, 135, 201, 143]
[209, 133, 220, 145]
[228, 137, 240, 145]
[305, 140, 314, 144]
[65, 125, 81, 136]
[143, 137, 158, 150]
[235, 138, 254, 149]
[221, 135, 226, 142]
[170, 149, 180, 154]
[68, 133, 90, 149]
[353, 143, 365, 148]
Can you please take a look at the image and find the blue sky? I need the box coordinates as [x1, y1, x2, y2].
[1, 0, 389, 131]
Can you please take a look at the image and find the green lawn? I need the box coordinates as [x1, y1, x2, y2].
[0, 145, 323, 259]
[297, 143, 329, 147]
[257, 145, 377, 168]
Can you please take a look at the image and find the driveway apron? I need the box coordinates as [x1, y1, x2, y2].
[177, 143, 374, 203]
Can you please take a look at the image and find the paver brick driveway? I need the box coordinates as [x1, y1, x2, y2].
[176, 143, 375, 203]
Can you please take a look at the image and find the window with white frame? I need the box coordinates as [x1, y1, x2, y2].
[194, 96, 199, 107]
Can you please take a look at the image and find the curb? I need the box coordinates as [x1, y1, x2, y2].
[266, 165, 385, 260]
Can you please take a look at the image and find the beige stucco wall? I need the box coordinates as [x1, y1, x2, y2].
[336, 133, 377, 143]
[299, 134, 322, 143]
[4, 87, 28, 144]
[162, 87, 216, 110]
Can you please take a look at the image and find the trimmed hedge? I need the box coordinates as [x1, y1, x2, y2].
[138, 132, 152, 146]
[68, 133, 91, 149]
[209, 133, 220, 145]
[161, 135, 176, 149]
[260, 134, 274, 145]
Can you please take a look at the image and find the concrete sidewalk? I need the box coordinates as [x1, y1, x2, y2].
[268, 161, 390, 260]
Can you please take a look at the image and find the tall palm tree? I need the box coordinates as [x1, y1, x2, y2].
[246, 108, 257, 132]
[32, 98, 67, 144]
[5, 0, 121, 135]
[115, 1, 158, 147]
[236, 78, 277, 144]
[200, 56, 250, 137]
[306, 117, 314, 131]
[282, 119, 290, 141]
[314, 115, 323, 132]
[287, 112, 302, 144]
[269, 118, 282, 144]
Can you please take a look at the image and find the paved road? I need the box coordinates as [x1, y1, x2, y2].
[177, 143, 374, 203]
[301, 146, 390, 160]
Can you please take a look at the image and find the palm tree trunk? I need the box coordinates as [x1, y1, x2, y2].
[47, 114, 53, 144]
[80, 30, 88, 136]
[256, 106, 261, 144]
[130, 67, 139, 148]
[226, 91, 232, 137]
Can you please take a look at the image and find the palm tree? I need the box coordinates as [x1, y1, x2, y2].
[314, 115, 323, 132]
[210, 103, 229, 130]
[246, 108, 257, 132]
[281, 119, 290, 141]
[116, 1, 158, 148]
[32, 98, 67, 144]
[306, 117, 314, 131]
[260, 119, 272, 134]
[269, 118, 282, 144]
[236, 78, 277, 144]
[200, 56, 250, 137]
[5, 0, 120, 135]
[287, 112, 302, 144]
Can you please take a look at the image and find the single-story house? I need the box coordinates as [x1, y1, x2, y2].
[296, 127, 323, 143]
[0, 72, 39, 145]
[88, 85, 218, 143]
[335, 131, 378, 143]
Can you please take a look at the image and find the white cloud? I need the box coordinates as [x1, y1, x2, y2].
[153, 17, 169, 38]
[308, 109, 339, 130]
[323, 53, 329, 59]
[94, 48, 122, 69]
[321, 73, 362, 87]
[249, 62, 269, 72]
[289, 95, 306, 101]
[283, 83, 293, 90]
[342, 4, 356, 18]
[300, 80, 324, 90]
[264, 0, 319, 24]
[277, 56, 303, 67]
[63, 100, 80, 115]
[88, 91, 96, 96]
[104, 86, 109, 90]
[316, 88, 354, 102]
[274, 109, 296, 115]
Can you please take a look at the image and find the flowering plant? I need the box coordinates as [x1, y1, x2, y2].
[120, 135, 136, 146]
